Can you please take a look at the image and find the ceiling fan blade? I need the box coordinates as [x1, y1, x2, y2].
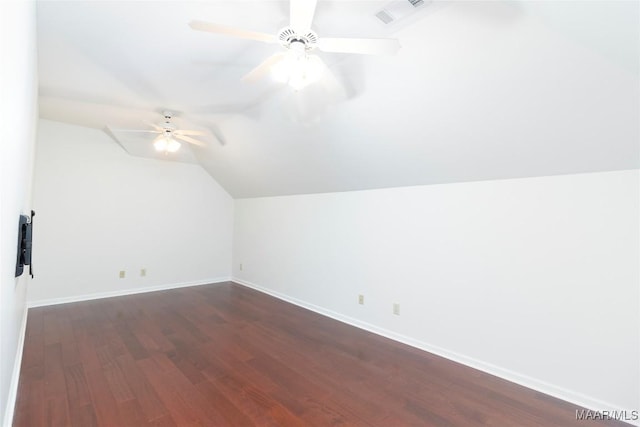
[110, 128, 160, 134]
[143, 120, 163, 131]
[317, 37, 401, 55]
[242, 52, 287, 83]
[290, 0, 317, 34]
[173, 129, 206, 136]
[189, 20, 277, 44]
[175, 134, 206, 147]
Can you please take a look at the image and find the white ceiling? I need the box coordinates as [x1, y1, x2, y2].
[37, 0, 640, 198]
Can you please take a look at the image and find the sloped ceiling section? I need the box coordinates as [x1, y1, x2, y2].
[37, 0, 639, 198]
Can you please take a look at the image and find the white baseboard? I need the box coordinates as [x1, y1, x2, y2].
[232, 277, 639, 426]
[3, 305, 29, 427]
[27, 277, 232, 308]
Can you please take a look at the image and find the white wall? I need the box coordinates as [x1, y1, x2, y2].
[29, 120, 233, 305]
[0, 0, 38, 424]
[233, 169, 639, 414]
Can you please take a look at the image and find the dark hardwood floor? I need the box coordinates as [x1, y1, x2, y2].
[14, 282, 629, 426]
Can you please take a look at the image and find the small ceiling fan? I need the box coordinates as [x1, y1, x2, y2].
[109, 111, 207, 154]
[189, 0, 401, 90]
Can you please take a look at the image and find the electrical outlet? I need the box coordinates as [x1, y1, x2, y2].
[393, 303, 400, 315]
[239, 263, 243, 271]
[140, 268, 146, 277]
[119, 270, 125, 279]
[358, 294, 364, 305]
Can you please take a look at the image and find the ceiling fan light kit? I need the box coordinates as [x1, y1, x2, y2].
[270, 41, 325, 90]
[153, 134, 181, 153]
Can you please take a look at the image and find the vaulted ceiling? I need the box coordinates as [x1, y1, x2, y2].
[37, 0, 639, 198]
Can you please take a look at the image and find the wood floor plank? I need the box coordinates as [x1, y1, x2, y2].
[203, 371, 298, 426]
[42, 343, 71, 425]
[19, 332, 44, 382]
[14, 282, 634, 427]
[70, 404, 99, 427]
[194, 379, 255, 426]
[25, 308, 44, 338]
[147, 414, 178, 427]
[45, 395, 70, 427]
[84, 365, 126, 426]
[13, 379, 45, 427]
[118, 399, 149, 426]
[63, 363, 92, 424]
[114, 321, 149, 360]
[116, 352, 171, 422]
[137, 356, 228, 426]
[42, 310, 62, 346]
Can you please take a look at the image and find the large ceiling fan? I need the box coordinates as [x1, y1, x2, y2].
[109, 111, 207, 154]
[189, 0, 401, 90]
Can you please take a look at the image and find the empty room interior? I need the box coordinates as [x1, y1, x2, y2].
[1, 0, 639, 426]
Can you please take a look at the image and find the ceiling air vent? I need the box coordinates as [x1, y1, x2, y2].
[375, 0, 428, 25]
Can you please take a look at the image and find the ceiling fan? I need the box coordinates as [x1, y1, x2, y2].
[109, 111, 207, 154]
[189, 0, 401, 90]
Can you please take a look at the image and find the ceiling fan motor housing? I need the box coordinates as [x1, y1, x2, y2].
[161, 111, 177, 131]
[278, 27, 318, 50]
